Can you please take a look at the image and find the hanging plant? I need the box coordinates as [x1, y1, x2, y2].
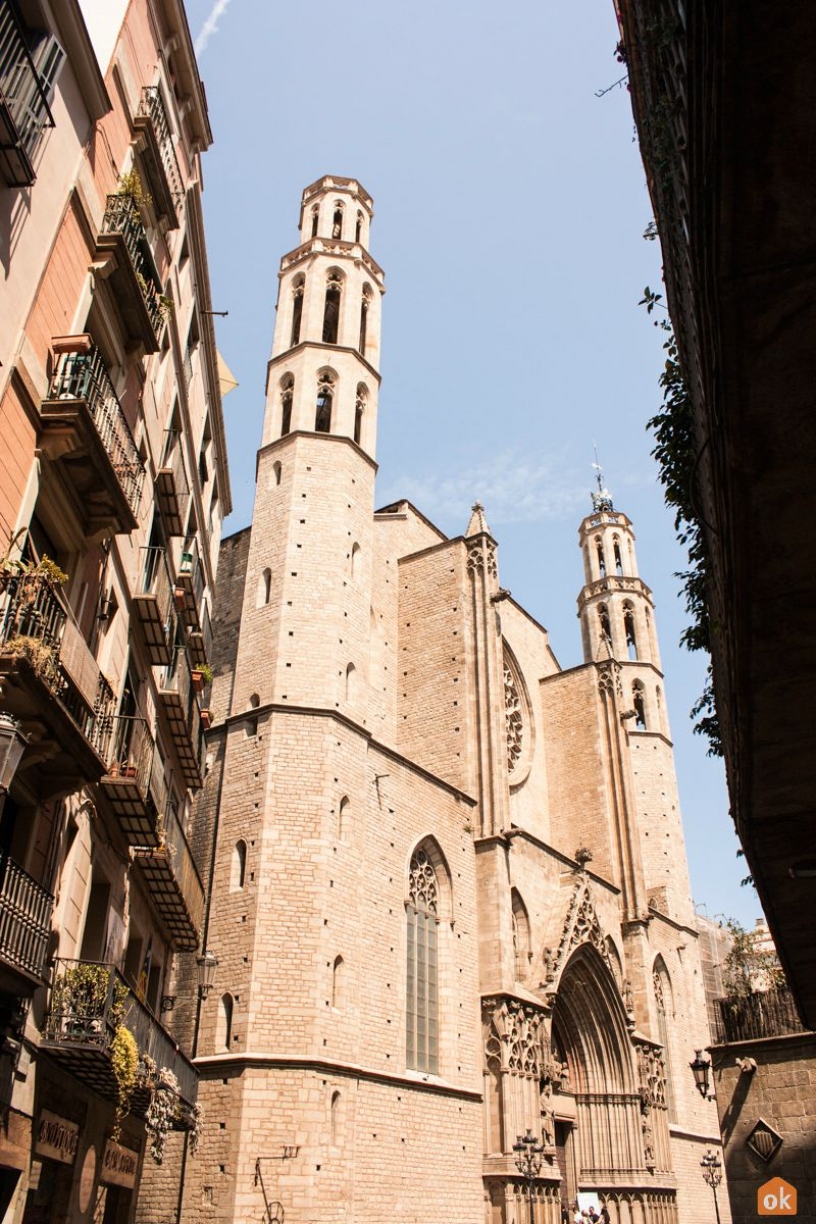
[189, 1103, 204, 1157]
[110, 1024, 139, 1139]
[117, 169, 153, 216]
[145, 1066, 180, 1164]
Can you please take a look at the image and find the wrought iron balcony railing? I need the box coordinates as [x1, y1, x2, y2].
[0, 0, 60, 186]
[43, 958, 198, 1110]
[136, 85, 183, 218]
[99, 193, 165, 342]
[133, 546, 175, 665]
[155, 429, 190, 537]
[44, 342, 145, 524]
[133, 796, 204, 949]
[0, 853, 53, 981]
[159, 645, 202, 789]
[0, 573, 115, 778]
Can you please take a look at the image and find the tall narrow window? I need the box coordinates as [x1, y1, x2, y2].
[613, 536, 623, 575]
[331, 956, 344, 1009]
[406, 847, 439, 1073]
[598, 603, 611, 643]
[633, 682, 646, 729]
[344, 662, 356, 702]
[290, 277, 304, 346]
[354, 384, 367, 445]
[217, 994, 233, 1051]
[624, 604, 638, 660]
[654, 960, 675, 1118]
[350, 542, 360, 580]
[281, 376, 294, 436]
[311, 205, 319, 237]
[359, 285, 371, 354]
[338, 796, 350, 840]
[332, 202, 344, 238]
[596, 539, 606, 578]
[330, 1091, 341, 1145]
[315, 371, 334, 433]
[322, 271, 342, 343]
[257, 567, 272, 607]
[511, 888, 531, 981]
[231, 841, 247, 890]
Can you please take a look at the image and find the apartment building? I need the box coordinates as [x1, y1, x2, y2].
[0, 1, 229, 1219]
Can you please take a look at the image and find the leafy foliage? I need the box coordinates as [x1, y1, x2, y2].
[641, 288, 721, 755]
[721, 918, 785, 998]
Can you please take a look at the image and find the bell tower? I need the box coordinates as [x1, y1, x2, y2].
[230, 176, 385, 718]
[261, 175, 385, 456]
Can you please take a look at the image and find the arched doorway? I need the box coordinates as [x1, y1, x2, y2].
[551, 945, 644, 1208]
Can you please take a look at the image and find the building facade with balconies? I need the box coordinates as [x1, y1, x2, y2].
[0, 2, 230, 1219]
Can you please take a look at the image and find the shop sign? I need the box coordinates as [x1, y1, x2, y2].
[34, 1110, 79, 1165]
[101, 1138, 138, 1188]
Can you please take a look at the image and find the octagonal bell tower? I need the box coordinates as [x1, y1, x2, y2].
[262, 175, 385, 457]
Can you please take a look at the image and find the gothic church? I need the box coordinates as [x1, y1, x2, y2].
[180, 177, 724, 1224]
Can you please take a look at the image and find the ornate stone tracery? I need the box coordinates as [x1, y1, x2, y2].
[542, 880, 615, 988]
[408, 848, 438, 914]
[483, 997, 547, 1077]
[504, 659, 523, 774]
[466, 536, 497, 578]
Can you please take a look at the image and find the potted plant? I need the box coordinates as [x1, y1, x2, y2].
[191, 663, 213, 693]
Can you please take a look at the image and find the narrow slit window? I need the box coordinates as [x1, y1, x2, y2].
[624, 604, 638, 660]
[281, 376, 294, 436]
[315, 372, 334, 433]
[598, 604, 611, 643]
[614, 537, 623, 575]
[291, 278, 304, 346]
[323, 272, 342, 344]
[332, 203, 344, 238]
[359, 285, 371, 354]
[596, 540, 606, 578]
[633, 683, 646, 729]
[311, 206, 319, 238]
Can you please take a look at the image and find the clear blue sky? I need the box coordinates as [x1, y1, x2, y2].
[188, 0, 755, 928]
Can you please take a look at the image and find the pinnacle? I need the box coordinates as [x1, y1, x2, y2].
[465, 501, 491, 538]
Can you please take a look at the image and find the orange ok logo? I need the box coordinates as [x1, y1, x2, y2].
[758, 1177, 797, 1215]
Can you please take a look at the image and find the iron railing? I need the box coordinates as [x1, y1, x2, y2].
[179, 538, 204, 611]
[0, 0, 58, 184]
[47, 345, 145, 517]
[160, 429, 190, 502]
[137, 85, 183, 204]
[160, 798, 204, 933]
[104, 715, 155, 793]
[140, 544, 175, 623]
[162, 643, 192, 712]
[0, 853, 53, 978]
[100, 194, 165, 338]
[711, 986, 806, 1044]
[44, 958, 197, 1106]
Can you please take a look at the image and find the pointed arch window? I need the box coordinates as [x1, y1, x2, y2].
[511, 888, 531, 981]
[257, 567, 272, 607]
[350, 542, 360, 580]
[624, 603, 638, 660]
[338, 795, 350, 840]
[406, 845, 440, 1073]
[598, 603, 611, 644]
[654, 959, 675, 1118]
[231, 840, 247, 890]
[355, 212, 363, 243]
[281, 375, 294, 436]
[331, 201, 344, 238]
[322, 271, 342, 344]
[310, 205, 319, 238]
[217, 994, 233, 1051]
[315, 371, 334, 433]
[330, 1090, 341, 1145]
[331, 955, 344, 1009]
[359, 284, 371, 354]
[290, 276, 304, 346]
[344, 661, 356, 702]
[354, 383, 367, 445]
[596, 538, 606, 578]
[613, 535, 624, 575]
[633, 681, 646, 729]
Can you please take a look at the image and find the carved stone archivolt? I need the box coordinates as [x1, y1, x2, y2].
[541, 879, 616, 989]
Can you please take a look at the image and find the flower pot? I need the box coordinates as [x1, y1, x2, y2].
[200, 709, 212, 730]
[174, 587, 186, 611]
[191, 670, 204, 693]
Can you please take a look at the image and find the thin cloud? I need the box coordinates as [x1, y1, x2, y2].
[194, 0, 234, 56]
[378, 448, 589, 530]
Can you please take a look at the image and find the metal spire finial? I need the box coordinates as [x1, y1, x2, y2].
[590, 445, 614, 512]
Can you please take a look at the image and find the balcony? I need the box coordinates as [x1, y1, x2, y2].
[155, 430, 190, 537]
[0, 853, 53, 989]
[187, 598, 212, 668]
[40, 338, 145, 535]
[94, 194, 165, 353]
[0, 1, 58, 187]
[133, 546, 175, 665]
[0, 574, 116, 798]
[133, 86, 183, 230]
[710, 986, 806, 1045]
[133, 799, 204, 949]
[176, 540, 210, 664]
[42, 959, 198, 1115]
[98, 715, 163, 846]
[158, 647, 202, 790]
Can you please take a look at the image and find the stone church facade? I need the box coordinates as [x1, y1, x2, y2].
[176, 177, 726, 1224]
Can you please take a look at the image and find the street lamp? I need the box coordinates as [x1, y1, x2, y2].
[0, 713, 27, 793]
[513, 1127, 544, 1224]
[196, 949, 218, 1000]
[700, 1149, 723, 1224]
[690, 1049, 713, 1100]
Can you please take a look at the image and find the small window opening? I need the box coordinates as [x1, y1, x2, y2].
[311, 206, 319, 238]
[344, 662, 356, 703]
[281, 376, 294, 436]
[338, 796, 350, 840]
[332, 203, 343, 238]
[331, 956, 344, 1009]
[291, 279, 304, 346]
[231, 841, 247, 890]
[272, 461, 282, 487]
[355, 212, 363, 243]
[359, 285, 371, 354]
[354, 383, 367, 445]
[633, 683, 646, 729]
[256, 567, 272, 607]
[218, 994, 233, 1051]
[330, 1091, 341, 1145]
[315, 373, 334, 433]
[613, 537, 624, 575]
[624, 604, 638, 660]
[596, 540, 606, 578]
[350, 542, 360, 581]
[598, 604, 611, 643]
[322, 272, 342, 344]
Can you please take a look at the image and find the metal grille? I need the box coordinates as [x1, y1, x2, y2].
[0, 854, 53, 977]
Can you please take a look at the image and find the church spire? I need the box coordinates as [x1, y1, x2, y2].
[465, 500, 492, 537]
